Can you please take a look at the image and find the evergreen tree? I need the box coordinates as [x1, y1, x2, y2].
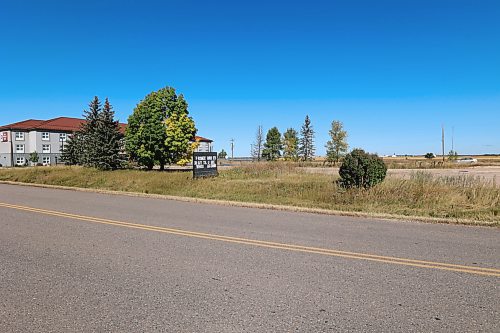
[325, 120, 348, 165]
[82, 96, 101, 130]
[282, 128, 299, 161]
[91, 98, 123, 170]
[339, 149, 387, 189]
[61, 132, 84, 165]
[262, 127, 282, 161]
[218, 149, 228, 159]
[61, 97, 123, 170]
[299, 115, 315, 161]
[80, 97, 102, 166]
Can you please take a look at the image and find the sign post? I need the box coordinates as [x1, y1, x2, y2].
[193, 152, 218, 178]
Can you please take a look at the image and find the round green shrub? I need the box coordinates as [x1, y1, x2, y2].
[338, 149, 387, 189]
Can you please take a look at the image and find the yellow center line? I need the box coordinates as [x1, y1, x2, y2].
[1, 202, 499, 277]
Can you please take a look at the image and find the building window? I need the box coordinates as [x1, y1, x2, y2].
[42, 132, 50, 141]
[42, 157, 51, 165]
[15, 132, 25, 141]
[16, 157, 25, 166]
[15, 144, 25, 153]
[42, 144, 51, 153]
[59, 133, 67, 141]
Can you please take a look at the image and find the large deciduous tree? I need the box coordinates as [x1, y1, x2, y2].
[165, 111, 196, 165]
[262, 127, 282, 161]
[299, 115, 315, 161]
[126, 87, 196, 170]
[325, 120, 348, 165]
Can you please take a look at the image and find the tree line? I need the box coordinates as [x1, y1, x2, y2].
[250, 117, 387, 189]
[60, 85, 363, 175]
[62, 86, 196, 171]
[58, 86, 387, 189]
[252, 116, 349, 164]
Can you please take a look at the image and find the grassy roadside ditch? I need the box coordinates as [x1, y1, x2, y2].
[0, 164, 499, 225]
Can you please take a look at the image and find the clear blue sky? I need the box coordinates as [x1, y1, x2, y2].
[1, 0, 499, 156]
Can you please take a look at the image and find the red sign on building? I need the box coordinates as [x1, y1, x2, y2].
[1, 132, 8, 142]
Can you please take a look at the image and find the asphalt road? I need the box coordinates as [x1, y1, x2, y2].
[0, 184, 498, 332]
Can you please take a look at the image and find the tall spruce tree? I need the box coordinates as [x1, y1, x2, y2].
[61, 132, 84, 165]
[61, 97, 123, 170]
[282, 128, 299, 161]
[262, 127, 282, 161]
[80, 97, 102, 166]
[299, 115, 315, 161]
[91, 98, 123, 170]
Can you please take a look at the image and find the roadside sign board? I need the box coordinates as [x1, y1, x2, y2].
[193, 152, 218, 178]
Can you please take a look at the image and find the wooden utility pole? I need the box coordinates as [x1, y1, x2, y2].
[452, 126, 454, 152]
[230, 138, 234, 159]
[442, 125, 445, 162]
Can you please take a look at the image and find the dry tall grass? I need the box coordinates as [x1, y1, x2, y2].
[382, 156, 500, 169]
[0, 164, 498, 224]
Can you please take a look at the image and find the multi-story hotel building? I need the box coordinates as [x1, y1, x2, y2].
[0, 117, 212, 167]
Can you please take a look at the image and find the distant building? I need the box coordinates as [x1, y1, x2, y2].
[193, 136, 213, 153]
[0, 117, 89, 167]
[0, 117, 212, 167]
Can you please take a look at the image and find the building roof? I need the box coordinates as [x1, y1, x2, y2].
[194, 135, 213, 142]
[0, 119, 45, 131]
[0, 117, 127, 133]
[37, 117, 85, 132]
[0, 117, 210, 141]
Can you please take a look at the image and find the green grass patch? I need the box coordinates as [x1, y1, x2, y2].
[0, 164, 498, 225]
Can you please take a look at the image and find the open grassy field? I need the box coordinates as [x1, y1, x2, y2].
[1, 164, 499, 225]
[302, 166, 500, 187]
[223, 155, 500, 169]
[381, 155, 500, 169]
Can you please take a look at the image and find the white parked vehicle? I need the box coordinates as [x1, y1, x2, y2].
[456, 157, 478, 164]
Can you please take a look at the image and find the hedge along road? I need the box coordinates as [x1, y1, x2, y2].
[0, 184, 499, 332]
